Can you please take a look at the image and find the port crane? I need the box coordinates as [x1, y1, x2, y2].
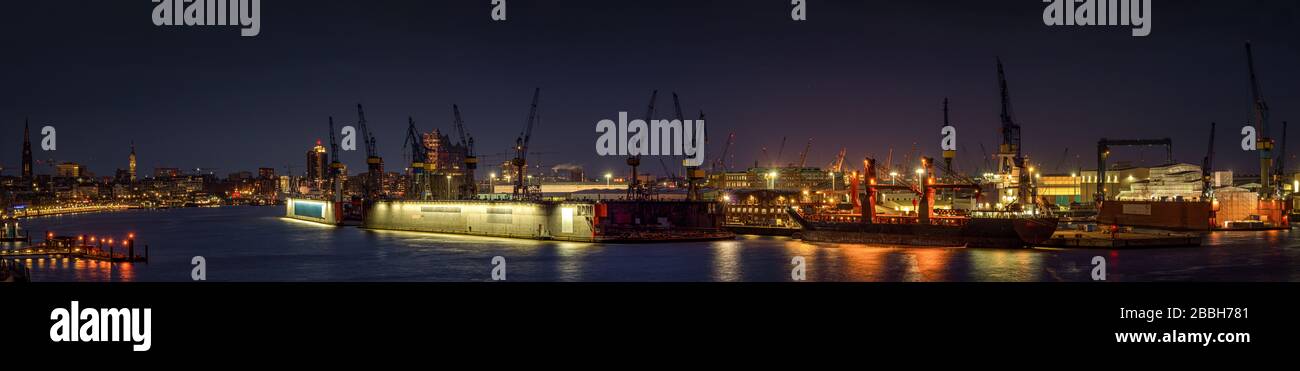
[1053, 148, 1070, 173]
[328, 117, 345, 202]
[670, 93, 707, 201]
[356, 104, 384, 201]
[512, 88, 541, 198]
[713, 131, 736, 172]
[797, 138, 813, 168]
[940, 98, 956, 175]
[451, 104, 478, 198]
[995, 58, 1036, 212]
[826, 148, 846, 173]
[627, 90, 656, 199]
[1277, 121, 1288, 188]
[402, 116, 432, 200]
[774, 136, 787, 167]
[1245, 42, 1276, 198]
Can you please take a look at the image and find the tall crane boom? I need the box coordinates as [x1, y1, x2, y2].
[798, 138, 813, 167]
[714, 131, 735, 172]
[997, 59, 1022, 158]
[328, 116, 340, 165]
[452, 104, 469, 148]
[996, 58, 1031, 211]
[1202, 122, 1217, 201]
[404, 116, 433, 200]
[356, 104, 377, 158]
[1279, 121, 1288, 178]
[1246, 42, 1276, 198]
[626, 90, 656, 199]
[774, 136, 787, 167]
[356, 104, 384, 200]
[512, 88, 541, 196]
[452, 104, 478, 198]
[828, 147, 846, 172]
[327, 116, 344, 202]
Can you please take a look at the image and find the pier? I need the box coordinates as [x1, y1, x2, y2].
[0, 234, 148, 263]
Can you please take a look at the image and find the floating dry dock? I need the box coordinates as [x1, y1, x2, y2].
[1040, 230, 1202, 248]
[287, 198, 735, 242]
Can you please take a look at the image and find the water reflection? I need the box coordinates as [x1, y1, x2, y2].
[11, 207, 1300, 282]
[710, 240, 743, 282]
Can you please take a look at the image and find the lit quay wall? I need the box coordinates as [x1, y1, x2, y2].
[285, 198, 340, 225]
[363, 200, 598, 242]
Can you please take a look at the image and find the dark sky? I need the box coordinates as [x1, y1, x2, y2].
[3, 0, 1298, 179]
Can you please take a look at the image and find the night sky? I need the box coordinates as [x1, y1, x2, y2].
[2, 0, 1297, 179]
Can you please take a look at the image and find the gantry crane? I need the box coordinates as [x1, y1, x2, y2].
[1095, 138, 1172, 203]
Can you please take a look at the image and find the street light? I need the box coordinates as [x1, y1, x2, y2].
[446, 175, 453, 198]
[767, 171, 778, 189]
[605, 173, 612, 187]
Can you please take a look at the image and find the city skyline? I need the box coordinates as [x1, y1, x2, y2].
[2, 1, 1298, 178]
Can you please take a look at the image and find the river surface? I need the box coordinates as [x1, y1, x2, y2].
[4, 206, 1300, 282]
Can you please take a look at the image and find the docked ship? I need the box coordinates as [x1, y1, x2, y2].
[787, 209, 1058, 248]
[781, 155, 1058, 248]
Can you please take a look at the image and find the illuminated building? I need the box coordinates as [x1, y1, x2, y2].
[154, 168, 180, 178]
[422, 129, 467, 173]
[711, 167, 834, 190]
[128, 142, 137, 182]
[56, 162, 85, 178]
[305, 140, 329, 182]
[1116, 163, 1207, 201]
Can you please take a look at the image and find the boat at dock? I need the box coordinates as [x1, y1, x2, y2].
[787, 209, 1058, 248]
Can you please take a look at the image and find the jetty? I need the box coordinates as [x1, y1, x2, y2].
[0, 234, 148, 263]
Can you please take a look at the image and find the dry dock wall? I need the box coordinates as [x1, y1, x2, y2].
[363, 200, 597, 241]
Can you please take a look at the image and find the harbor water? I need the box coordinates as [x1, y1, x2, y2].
[5, 206, 1300, 282]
